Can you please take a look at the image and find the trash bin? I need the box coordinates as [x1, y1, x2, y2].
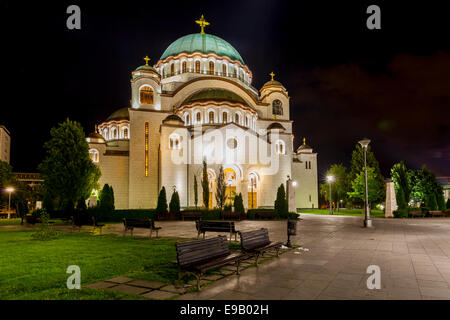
[286, 219, 297, 247]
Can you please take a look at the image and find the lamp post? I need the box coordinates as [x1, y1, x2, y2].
[359, 138, 372, 228]
[6, 187, 14, 219]
[327, 176, 334, 215]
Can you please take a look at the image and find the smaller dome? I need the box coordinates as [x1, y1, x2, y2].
[105, 108, 129, 122]
[88, 132, 104, 139]
[135, 64, 158, 73]
[261, 80, 285, 90]
[267, 122, 285, 131]
[163, 114, 184, 125]
[183, 88, 248, 106]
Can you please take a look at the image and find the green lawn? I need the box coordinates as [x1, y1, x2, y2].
[0, 228, 181, 299]
[298, 208, 385, 218]
[0, 218, 22, 226]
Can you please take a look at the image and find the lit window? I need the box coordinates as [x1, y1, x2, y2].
[233, 67, 237, 78]
[222, 112, 228, 123]
[209, 111, 214, 123]
[196, 112, 202, 123]
[111, 127, 118, 140]
[235, 113, 240, 124]
[195, 61, 200, 73]
[140, 86, 154, 104]
[185, 114, 190, 125]
[222, 64, 227, 76]
[275, 140, 285, 155]
[169, 134, 181, 150]
[89, 149, 99, 163]
[182, 61, 187, 73]
[209, 61, 214, 74]
[121, 127, 129, 139]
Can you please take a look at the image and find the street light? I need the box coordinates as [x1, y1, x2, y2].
[327, 175, 334, 215]
[6, 187, 14, 219]
[358, 138, 372, 228]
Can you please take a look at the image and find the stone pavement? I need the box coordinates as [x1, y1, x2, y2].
[173, 214, 450, 300]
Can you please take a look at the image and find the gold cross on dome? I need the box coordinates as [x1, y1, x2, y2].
[144, 56, 150, 66]
[270, 71, 275, 81]
[195, 15, 210, 34]
[303, 137, 306, 145]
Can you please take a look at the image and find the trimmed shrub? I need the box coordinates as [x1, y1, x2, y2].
[437, 193, 446, 211]
[393, 209, 408, 218]
[274, 184, 288, 218]
[202, 209, 221, 220]
[156, 187, 168, 215]
[234, 193, 245, 217]
[169, 190, 181, 216]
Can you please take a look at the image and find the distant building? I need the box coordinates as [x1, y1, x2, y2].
[0, 125, 10, 164]
[437, 176, 450, 202]
[13, 172, 44, 188]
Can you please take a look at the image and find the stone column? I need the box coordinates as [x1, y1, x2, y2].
[286, 178, 296, 213]
[241, 179, 249, 210]
[385, 180, 397, 218]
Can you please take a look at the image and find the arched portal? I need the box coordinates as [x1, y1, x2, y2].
[248, 171, 260, 209]
[223, 168, 237, 206]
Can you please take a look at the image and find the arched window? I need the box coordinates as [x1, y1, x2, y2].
[102, 128, 108, 140]
[275, 140, 285, 155]
[185, 114, 190, 125]
[170, 63, 174, 75]
[209, 61, 214, 74]
[222, 64, 227, 76]
[182, 61, 187, 73]
[169, 134, 181, 150]
[196, 112, 202, 123]
[245, 116, 249, 127]
[140, 86, 154, 104]
[195, 61, 200, 73]
[209, 111, 215, 123]
[233, 67, 237, 78]
[111, 127, 118, 140]
[123, 128, 128, 139]
[222, 111, 228, 123]
[272, 99, 283, 115]
[235, 113, 240, 124]
[89, 149, 99, 163]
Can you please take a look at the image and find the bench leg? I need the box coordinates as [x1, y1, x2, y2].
[196, 273, 202, 291]
[197, 231, 200, 239]
[156, 230, 159, 238]
[123, 227, 126, 237]
[236, 260, 241, 275]
[203, 232, 205, 240]
[276, 247, 280, 257]
[130, 228, 134, 237]
[255, 253, 260, 266]
[149, 228, 153, 239]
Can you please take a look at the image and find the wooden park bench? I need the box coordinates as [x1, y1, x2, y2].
[430, 210, 445, 217]
[239, 228, 282, 266]
[255, 211, 276, 219]
[122, 218, 161, 238]
[181, 211, 203, 221]
[196, 220, 238, 242]
[71, 215, 104, 234]
[409, 211, 424, 218]
[175, 235, 250, 291]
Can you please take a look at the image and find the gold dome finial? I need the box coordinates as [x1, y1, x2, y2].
[95, 124, 98, 132]
[270, 71, 275, 81]
[303, 137, 306, 145]
[143, 56, 150, 66]
[195, 15, 210, 34]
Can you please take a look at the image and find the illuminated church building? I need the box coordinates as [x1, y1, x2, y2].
[87, 17, 318, 210]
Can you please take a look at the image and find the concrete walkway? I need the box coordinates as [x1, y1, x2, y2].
[172, 214, 450, 300]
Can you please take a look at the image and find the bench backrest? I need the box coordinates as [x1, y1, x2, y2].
[176, 235, 230, 268]
[196, 220, 236, 232]
[123, 218, 153, 228]
[239, 228, 271, 251]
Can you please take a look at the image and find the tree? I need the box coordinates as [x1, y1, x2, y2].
[42, 191, 54, 214]
[0, 160, 14, 208]
[38, 119, 101, 214]
[274, 183, 288, 218]
[348, 167, 384, 206]
[98, 184, 115, 217]
[193, 175, 198, 209]
[215, 165, 227, 211]
[156, 186, 168, 214]
[169, 189, 181, 215]
[320, 164, 349, 210]
[409, 166, 444, 209]
[234, 193, 245, 216]
[391, 161, 410, 209]
[201, 160, 209, 208]
[349, 144, 385, 204]
[446, 198, 450, 210]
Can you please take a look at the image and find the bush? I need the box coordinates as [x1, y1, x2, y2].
[31, 209, 58, 241]
[202, 209, 221, 220]
[393, 209, 408, 218]
[99, 184, 115, 214]
[437, 193, 446, 211]
[156, 187, 168, 215]
[233, 193, 245, 216]
[31, 209, 44, 217]
[447, 198, 450, 210]
[274, 184, 288, 218]
[288, 212, 300, 219]
[247, 208, 274, 220]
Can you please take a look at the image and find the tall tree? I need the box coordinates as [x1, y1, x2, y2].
[38, 119, 101, 213]
[215, 165, 227, 211]
[274, 183, 288, 218]
[349, 144, 385, 203]
[156, 186, 168, 214]
[201, 160, 209, 208]
[193, 175, 198, 209]
[348, 167, 384, 205]
[391, 161, 410, 208]
[409, 166, 445, 210]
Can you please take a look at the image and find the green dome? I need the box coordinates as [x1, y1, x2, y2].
[183, 88, 248, 106]
[105, 108, 129, 122]
[160, 33, 244, 64]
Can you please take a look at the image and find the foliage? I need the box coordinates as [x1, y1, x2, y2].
[193, 175, 198, 209]
[391, 161, 410, 209]
[201, 160, 209, 208]
[156, 187, 168, 214]
[233, 192, 245, 216]
[42, 191, 54, 213]
[427, 193, 438, 211]
[393, 209, 408, 218]
[98, 184, 115, 219]
[38, 119, 101, 213]
[348, 167, 384, 205]
[349, 144, 385, 204]
[320, 164, 350, 209]
[31, 209, 58, 241]
[201, 209, 221, 220]
[274, 183, 288, 218]
[447, 198, 450, 210]
[215, 165, 227, 210]
[409, 166, 444, 210]
[169, 189, 181, 215]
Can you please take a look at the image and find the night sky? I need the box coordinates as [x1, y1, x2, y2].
[2, 1, 449, 179]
